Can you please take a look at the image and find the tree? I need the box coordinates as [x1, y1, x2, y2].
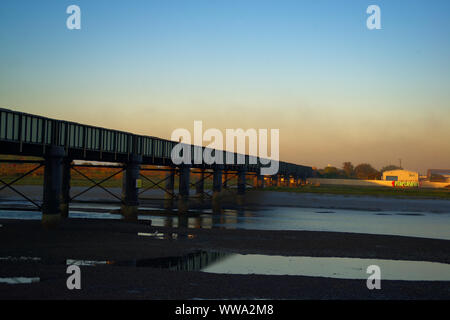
[342, 162, 354, 178]
[354, 163, 380, 180]
[323, 166, 340, 178]
[380, 165, 402, 173]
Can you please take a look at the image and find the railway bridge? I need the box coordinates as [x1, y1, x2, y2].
[0, 108, 313, 226]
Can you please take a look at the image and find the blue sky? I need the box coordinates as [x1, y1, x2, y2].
[1, 0, 449, 172]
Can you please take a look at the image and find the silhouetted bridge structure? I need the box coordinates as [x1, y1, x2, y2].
[0, 108, 312, 226]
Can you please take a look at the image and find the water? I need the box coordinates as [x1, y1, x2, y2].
[0, 277, 40, 284]
[116, 251, 450, 281]
[146, 207, 450, 240]
[112, 250, 450, 281]
[66, 259, 109, 266]
[201, 254, 450, 281]
[1, 204, 450, 240]
[137, 232, 196, 240]
[2, 251, 449, 281]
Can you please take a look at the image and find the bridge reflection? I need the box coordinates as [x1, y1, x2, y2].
[113, 250, 231, 272]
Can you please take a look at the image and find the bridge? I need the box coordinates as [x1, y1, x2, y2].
[0, 108, 313, 226]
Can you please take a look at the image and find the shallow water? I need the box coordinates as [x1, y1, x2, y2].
[0, 277, 40, 284]
[201, 254, 450, 281]
[0, 204, 449, 240]
[147, 207, 450, 240]
[114, 251, 450, 281]
[137, 232, 196, 240]
[2, 251, 449, 281]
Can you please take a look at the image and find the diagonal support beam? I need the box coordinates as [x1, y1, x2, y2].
[189, 172, 213, 189]
[0, 164, 43, 193]
[139, 173, 175, 197]
[70, 166, 124, 203]
[0, 177, 42, 209]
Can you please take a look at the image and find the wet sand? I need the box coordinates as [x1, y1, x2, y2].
[0, 218, 449, 299]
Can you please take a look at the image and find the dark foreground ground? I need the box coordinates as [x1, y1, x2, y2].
[0, 218, 449, 300]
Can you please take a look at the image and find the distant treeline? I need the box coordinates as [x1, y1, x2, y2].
[314, 163, 403, 180]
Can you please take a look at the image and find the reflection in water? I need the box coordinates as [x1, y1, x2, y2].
[66, 259, 109, 266]
[44, 252, 230, 272]
[0, 256, 41, 262]
[137, 232, 195, 240]
[112, 251, 230, 271]
[3, 251, 450, 281]
[65, 251, 450, 281]
[201, 254, 450, 281]
[144, 207, 450, 240]
[0, 277, 40, 284]
[1, 205, 450, 240]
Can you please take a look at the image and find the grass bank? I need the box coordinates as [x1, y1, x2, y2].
[263, 184, 450, 200]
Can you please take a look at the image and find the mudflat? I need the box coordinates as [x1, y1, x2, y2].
[0, 217, 449, 299]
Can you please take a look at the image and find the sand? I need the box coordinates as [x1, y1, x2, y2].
[0, 216, 449, 300]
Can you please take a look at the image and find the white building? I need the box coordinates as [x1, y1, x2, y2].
[382, 170, 419, 182]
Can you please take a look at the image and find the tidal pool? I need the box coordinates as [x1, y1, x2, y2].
[200, 254, 450, 281]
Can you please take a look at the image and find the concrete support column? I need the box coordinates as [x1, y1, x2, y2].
[237, 169, 246, 205]
[257, 175, 265, 189]
[238, 169, 246, 195]
[121, 154, 142, 220]
[212, 167, 223, 213]
[195, 168, 205, 199]
[164, 167, 175, 209]
[60, 158, 72, 218]
[42, 146, 65, 228]
[213, 167, 222, 194]
[178, 165, 190, 213]
[222, 171, 228, 189]
[271, 175, 278, 187]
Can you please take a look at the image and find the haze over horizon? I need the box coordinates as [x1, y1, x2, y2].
[1, 0, 449, 174]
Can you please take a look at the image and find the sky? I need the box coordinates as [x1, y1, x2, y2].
[0, 0, 449, 174]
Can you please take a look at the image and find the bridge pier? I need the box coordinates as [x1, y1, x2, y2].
[121, 154, 142, 220]
[178, 165, 190, 213]
[195, 168, 205, 200]
[212, 167, 223, 212]
[237, 169, 246, 205]
[271, 175, 277, 187]
[222, 170, 228, 189]
[275, 175, 280, 187]
[213, 167, 222, 196]
[60, 158, 72, 218]
[42, 146, 65, 228]
[164, 167, 175, 209]
[256, 175, 265, 189]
